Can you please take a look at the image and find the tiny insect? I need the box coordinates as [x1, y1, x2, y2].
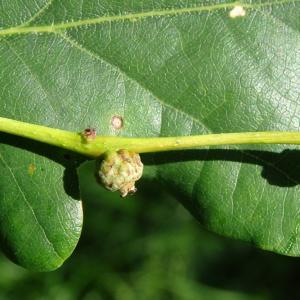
[82, 127, 97, 140]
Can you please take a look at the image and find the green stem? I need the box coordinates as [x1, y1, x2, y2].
[1, 117, 300, 158]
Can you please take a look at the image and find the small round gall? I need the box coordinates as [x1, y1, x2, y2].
[229, 5, 246, 18]
[111, 115, 123, 129]
[98, 150, 143, 197]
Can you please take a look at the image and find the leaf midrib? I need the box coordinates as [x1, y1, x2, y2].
[0, 0, 297, 37]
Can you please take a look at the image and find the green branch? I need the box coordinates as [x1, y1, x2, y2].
[1, 117, 300, 158]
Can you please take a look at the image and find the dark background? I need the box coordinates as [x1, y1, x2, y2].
[1, 161, 300, 300]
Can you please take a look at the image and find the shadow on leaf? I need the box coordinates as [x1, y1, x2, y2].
[2, 132, 300, 199]
[144, 148, 300, 187]
[0, 132, 87, 200]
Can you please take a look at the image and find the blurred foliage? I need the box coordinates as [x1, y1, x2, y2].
[0, 161, 300, 300]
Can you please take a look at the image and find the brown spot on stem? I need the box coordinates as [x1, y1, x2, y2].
[82, 128, 97, 140]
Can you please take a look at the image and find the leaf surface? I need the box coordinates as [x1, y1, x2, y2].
[1, 0, 300, 269]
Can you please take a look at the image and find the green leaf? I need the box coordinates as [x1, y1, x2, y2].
[1, 0, 300, 270]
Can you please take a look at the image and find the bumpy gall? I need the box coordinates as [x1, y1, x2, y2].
[98, 150, 143, 197]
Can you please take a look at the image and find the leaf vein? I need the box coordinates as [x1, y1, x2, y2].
[17, 0, 54, 29]
[0, 0, 298, 37]
[57, 32, 213, 134]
